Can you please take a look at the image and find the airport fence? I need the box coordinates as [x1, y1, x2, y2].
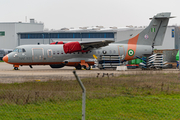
[0, 72, 180, 119]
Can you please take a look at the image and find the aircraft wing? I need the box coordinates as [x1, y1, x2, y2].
[78, 40, 114, 50]
[62, 40, 114, 53]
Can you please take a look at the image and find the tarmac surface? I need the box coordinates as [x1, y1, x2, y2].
[0, 62, 179, 83]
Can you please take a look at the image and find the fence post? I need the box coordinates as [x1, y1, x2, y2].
[73, 71, 86, 120]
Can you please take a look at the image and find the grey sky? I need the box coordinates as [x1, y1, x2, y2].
[0, 0, 179, 29]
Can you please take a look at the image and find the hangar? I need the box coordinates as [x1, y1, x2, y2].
[17, 27, 142, 46]
[17, 26, 177, 50]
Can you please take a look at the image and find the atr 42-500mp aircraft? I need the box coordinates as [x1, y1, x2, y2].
[3, 12, 172, 70]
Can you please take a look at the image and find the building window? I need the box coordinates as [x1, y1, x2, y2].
[106, 33, 114, 38]
[50, 33, 58, 38]
[20, 32, 114, 39]
[82, 33, 89, 38]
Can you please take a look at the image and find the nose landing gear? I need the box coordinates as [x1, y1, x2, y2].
[13, 65, 19, 70]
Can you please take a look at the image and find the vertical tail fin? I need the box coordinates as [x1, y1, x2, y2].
[120, 12, 172, 47]
[138, 12, 171, 47]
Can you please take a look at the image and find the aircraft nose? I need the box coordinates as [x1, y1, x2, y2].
[3, 55, 8, 63]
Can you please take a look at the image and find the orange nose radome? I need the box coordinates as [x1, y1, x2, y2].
[3, 55, 8, 63]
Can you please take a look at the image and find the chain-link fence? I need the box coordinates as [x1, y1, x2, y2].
[0, 72, 180, 119]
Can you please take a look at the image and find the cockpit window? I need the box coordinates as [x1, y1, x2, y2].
[13, 48, 26, 53]
[22, 48, 26, 52]
[18, 49, 22, 53]
[13, 48, 19, 52]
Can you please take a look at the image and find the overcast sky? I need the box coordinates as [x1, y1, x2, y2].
[0, 0, 179, 29]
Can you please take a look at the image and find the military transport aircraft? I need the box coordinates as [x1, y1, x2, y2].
[3, 12, 172, 70]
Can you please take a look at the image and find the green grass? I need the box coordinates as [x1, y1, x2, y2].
[0, 73, 180, 119]
[0, 95, 180, 119]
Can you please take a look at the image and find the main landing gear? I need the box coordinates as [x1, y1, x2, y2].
[75, 64, 91, 70]
[75, 60, 91, 70]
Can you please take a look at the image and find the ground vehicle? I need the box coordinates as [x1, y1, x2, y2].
[0, 49, 13, 60]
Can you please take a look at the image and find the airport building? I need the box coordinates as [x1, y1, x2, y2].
[154, 26, 176, 49]
[17, 27, 143, 46]
[17, 26, 177, 50]
[0, 19, 44, 49]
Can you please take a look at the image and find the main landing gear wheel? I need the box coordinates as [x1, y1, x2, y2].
[75, 64, 82, 70]
[14, 67, 18, 70]
[83, 65, 91, 70]
[86, 67, 91, 70]
[75, 63, 90, 70]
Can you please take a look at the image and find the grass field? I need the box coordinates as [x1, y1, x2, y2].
[0, 73, 179, 119]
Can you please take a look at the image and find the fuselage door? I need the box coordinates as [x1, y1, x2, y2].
[47, 49, 53, 58]
[118, 45, 125, 55]
[32, 48, 44, 62]
[118, 45, 125, 59]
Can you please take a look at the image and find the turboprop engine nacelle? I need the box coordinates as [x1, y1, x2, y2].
[50, 41, 88, 53]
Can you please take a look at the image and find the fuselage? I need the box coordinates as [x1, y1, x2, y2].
[3, 43, 152, 68]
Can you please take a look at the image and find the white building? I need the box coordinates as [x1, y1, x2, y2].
[17, 27, 143, 46]
[154, 26, 175, 50]
[0, 19, 44, 49]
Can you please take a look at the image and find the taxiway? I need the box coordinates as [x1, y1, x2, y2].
[0, 62, 179, 83]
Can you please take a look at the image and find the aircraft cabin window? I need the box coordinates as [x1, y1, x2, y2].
[113, 50, 116, 54]
[110, 50, 112, 54]
[57, 51, 59, 54]
[53, 51, 55, 55]
[49, 51, 51, 56]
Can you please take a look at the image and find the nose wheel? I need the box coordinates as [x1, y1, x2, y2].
[13, 65, 19, 70]
[14, 67, 19, 70]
